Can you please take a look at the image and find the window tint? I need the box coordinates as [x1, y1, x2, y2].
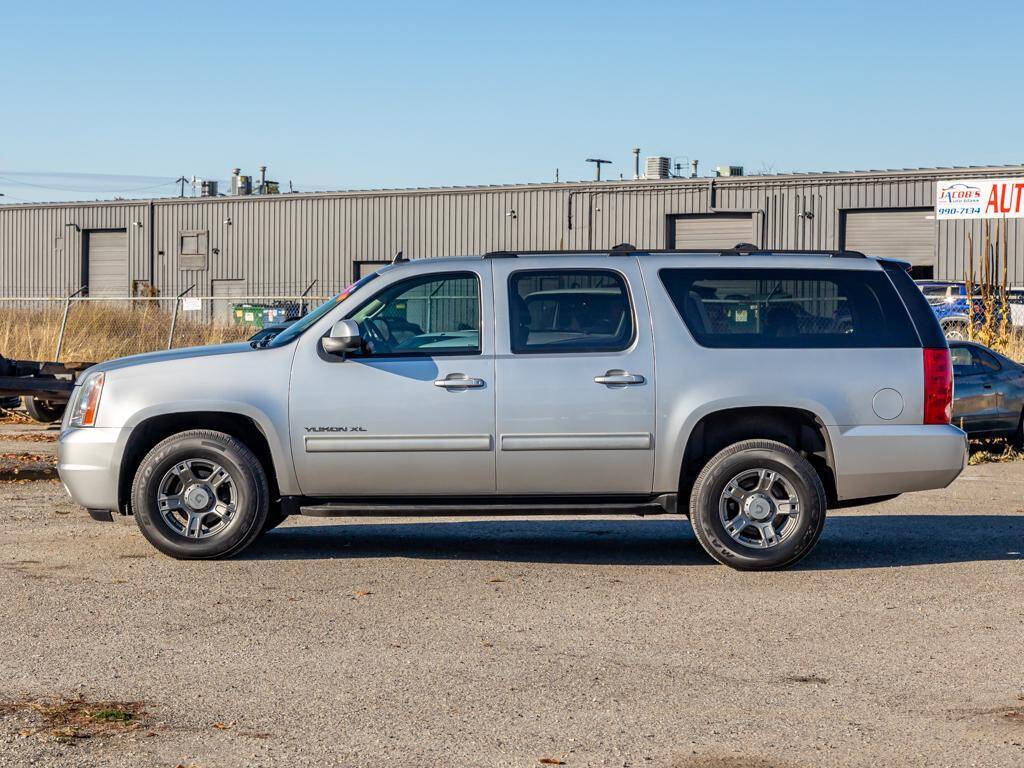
[952, 345, 1001, 376]
[659, 268, 919, 348]
[974, 347, 1001, 372]
[509, 269, 633, 353]
[347, 272, 480, 356]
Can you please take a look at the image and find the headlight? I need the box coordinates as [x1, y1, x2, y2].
[69, 372, 105, 427]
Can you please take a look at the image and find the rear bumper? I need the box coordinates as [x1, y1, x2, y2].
[57, 427, 123, 513]
[828, 424, 967, 501]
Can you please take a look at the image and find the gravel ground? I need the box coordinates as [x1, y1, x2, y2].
[1, 459, 1022, 767]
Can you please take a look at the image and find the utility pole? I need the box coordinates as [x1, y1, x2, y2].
[175, 176, 187, 197]
[585, 158, 611, 181]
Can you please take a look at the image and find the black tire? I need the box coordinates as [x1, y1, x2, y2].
[688, 439, 826, 571]
[22, 396, 66, 423]
[942, 320, 969, 341]
[131, 430, 269, 559]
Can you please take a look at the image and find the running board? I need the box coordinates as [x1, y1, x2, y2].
[292, 494, 677, 518]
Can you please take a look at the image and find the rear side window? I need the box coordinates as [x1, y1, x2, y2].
[659, 267, 919, 348]
[880, 261, 947, 348]
[509, 269, 634, 353]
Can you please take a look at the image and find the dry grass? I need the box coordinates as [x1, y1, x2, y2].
[968, 438, 1021, 465]
[0, 303, 253, 363]
[0, 695, 147, 742]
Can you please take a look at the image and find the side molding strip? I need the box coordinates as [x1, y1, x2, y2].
[500, 433, 652, 451]
[305, 434, 493, 453]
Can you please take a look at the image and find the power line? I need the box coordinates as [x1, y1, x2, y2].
[0, 174, 179, 193]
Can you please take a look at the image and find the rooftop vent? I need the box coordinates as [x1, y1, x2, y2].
[230, 168, 252, 196]
[644, 156, 671, 179]
[715, 165, 744, 177]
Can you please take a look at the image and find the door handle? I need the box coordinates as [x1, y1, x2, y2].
[983, 384, 993, 389]
[594, 370, 645, 386]
[434, 373, 485, 389]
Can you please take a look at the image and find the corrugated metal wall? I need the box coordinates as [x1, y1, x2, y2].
[2, 166, 1024, 297]
[0, 201, 148, 296]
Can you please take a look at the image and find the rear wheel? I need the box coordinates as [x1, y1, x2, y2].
[943, 320, 969, 341]
[22, 396, 66, 423]
[131, 430, 268, 559]
[689, 439, 826, 570]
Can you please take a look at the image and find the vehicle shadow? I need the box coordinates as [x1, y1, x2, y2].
[242, 514, 1024, 569]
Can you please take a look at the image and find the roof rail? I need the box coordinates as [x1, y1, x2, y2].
[477, 247, 869, 259]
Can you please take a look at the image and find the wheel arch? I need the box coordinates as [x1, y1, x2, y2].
[117, 406, 292, 515]
[669, 403, 837, 507]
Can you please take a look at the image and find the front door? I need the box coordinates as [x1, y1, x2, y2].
[491, 256, 656, 495]
[289, 266, 496, 496]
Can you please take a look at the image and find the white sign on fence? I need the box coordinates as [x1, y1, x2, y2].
[182, 297, 202, 312]
[936, 178, 1024, 220]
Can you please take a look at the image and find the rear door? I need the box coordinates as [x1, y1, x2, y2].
[491, 256, 656, 495]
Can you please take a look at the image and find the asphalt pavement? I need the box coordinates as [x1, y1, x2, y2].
[1, 453, 1022, 767]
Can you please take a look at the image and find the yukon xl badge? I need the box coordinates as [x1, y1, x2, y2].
[305, 426, 367, 433]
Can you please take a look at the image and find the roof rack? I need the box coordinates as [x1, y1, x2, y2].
[482, 247, 868, 259]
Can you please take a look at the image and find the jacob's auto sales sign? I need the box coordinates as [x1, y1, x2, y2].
[936, 178, 1024, 219]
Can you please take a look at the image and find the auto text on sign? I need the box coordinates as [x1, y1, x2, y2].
[936, 178, 1024, 219]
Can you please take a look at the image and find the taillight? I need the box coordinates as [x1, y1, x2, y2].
[923, 348, 952, 425]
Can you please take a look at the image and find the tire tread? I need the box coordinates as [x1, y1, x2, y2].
[688, 439, 826, 571]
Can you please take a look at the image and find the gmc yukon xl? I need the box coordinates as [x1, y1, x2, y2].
[58, 248, 967, 570]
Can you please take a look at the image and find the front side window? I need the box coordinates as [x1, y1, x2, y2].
[508, 269, 634, 353]
[660, 267, 919, 349]
[347, 272, 480, 356]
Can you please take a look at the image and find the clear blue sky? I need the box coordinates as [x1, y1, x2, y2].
[2, 0, 1021, 203]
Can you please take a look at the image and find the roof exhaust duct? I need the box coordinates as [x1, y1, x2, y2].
[230, 168, 252, 196]
[644, 156, 670, 180]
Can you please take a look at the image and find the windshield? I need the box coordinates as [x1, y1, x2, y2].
[920, 285, 952, 304]
[266, 272, 380, 348]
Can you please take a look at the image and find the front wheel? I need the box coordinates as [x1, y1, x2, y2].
[131, 430, 269, 559]
[689, 440, 826, 570]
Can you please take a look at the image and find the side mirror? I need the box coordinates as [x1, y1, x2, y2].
[321, 319, 363, 356]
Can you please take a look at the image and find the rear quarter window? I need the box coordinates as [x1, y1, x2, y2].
[659, 267, 919, 348]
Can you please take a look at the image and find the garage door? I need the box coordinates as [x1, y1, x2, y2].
[842, 209, 935, 269]
[672, 214, 755, 249]
[212, 279, 247, 324]
[85, 230, 128, 297]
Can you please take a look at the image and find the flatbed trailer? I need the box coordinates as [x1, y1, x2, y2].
[0, 354, 92, 421]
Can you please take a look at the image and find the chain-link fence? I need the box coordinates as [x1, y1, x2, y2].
[0, 295, 331, 363]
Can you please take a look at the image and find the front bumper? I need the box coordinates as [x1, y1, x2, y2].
[828, 423, 968, 501]
[57, 427, 123, 512]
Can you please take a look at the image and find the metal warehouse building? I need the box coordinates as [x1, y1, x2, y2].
[2, 164, 1023, 300]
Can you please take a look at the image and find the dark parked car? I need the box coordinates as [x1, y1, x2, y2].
[248, 320, 298, 346]
[950, 341, 1024, 439]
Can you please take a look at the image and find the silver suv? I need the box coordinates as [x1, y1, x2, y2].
[58, 248, 967, 570]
